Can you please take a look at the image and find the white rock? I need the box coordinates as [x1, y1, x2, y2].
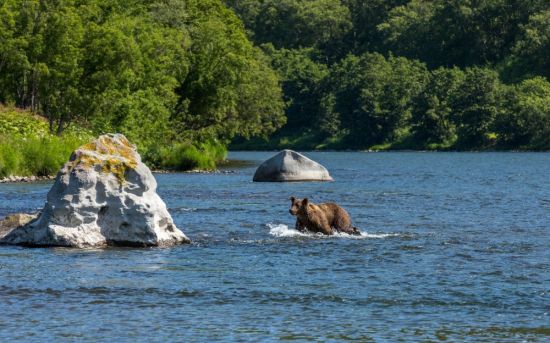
[1, 134, 190, 247]
[253, 149, 333, 182]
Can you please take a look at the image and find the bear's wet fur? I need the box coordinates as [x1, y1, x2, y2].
[289, 197, 360, 235]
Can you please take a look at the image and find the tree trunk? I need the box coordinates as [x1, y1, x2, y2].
[49, 117, 55, 133]
[56, 116, 65, 136]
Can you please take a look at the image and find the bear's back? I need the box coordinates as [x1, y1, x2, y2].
[319, 202, 352, 228]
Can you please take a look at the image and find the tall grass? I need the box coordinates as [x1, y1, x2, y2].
[144, 140, 227, 171]
[0, 136, 228, 177]
[0, 105, 92, 178]
[0, 135, 88, 178]
[0, 104, 228, 176]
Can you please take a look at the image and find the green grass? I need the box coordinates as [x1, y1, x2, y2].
[0, 104, 49, 137]
[0, 135, 90, 178]
[144, 140, 227, 171]
[0, 105, 92, 178]
[0, 134, 228, 177]
[0, 104, 229, 176]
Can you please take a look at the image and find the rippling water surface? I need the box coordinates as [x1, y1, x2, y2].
[0, 152, 549, 342]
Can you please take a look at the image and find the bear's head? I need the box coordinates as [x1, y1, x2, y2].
[289, 196, 309, 216]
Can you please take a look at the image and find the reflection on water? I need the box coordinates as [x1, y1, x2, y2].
[0, 151, 549, 342]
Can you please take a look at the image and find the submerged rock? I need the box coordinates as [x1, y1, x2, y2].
[0, 134, 190, 248]
[253, 149, 333, 182]
[0, 213, 38, 239]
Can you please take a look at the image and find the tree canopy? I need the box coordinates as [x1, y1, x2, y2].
[2, 0, 550, 155]
[228, 0, 550, 150]
[0, 0, 286, 156]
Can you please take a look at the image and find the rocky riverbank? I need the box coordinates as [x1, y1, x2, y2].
[0, 175, 55, 183]
[0, 169, 237, 184]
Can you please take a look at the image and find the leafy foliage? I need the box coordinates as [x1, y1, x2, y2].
[508, 9, 550, 80]
[495, 77, 550, 149]
[410, 68, 465, 146]
[227, 0, 550, 151]
[227, 0, 352, 54]
[263, 46, 328, 134]
[0, 105, 49, 137]
[322, 53, 428, 147]
[2, 0, 550, 165]
[0, 106, 91, 177]
[155, 140, 227, 171]
[0, 0, 286, 175]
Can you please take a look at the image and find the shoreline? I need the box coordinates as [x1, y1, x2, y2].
[0, 175, 55, 184]
[228, 148, 550, 153]
[0, 169, 236, 184]
[2, 148, 547, 184]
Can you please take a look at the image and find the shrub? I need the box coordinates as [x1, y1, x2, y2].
[0, 140, 19, 178]
[0, 105, 93, 178]
[0, 105, 49, 137]
[154, 140, 227, 171]
[0, 135, 89, 177]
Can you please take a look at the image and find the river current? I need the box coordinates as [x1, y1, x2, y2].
[0, 151, 548, 342]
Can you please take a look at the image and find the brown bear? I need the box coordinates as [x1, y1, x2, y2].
[289, 197, 360, 235]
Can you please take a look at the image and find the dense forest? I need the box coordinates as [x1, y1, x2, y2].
[1, 1, 550, 177]
[228, 0, 550, 150]
[0, 0, 285, 175]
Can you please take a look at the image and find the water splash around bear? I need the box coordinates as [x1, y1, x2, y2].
[267, 223, 399, 239]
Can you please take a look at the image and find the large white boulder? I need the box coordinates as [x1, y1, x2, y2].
[253, 149, 333, 182]
[0, 134, 190, 247]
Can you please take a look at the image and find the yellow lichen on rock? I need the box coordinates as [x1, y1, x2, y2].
[81, 135, 136, 159]
[0, 132, 190, 247]
[67, 134, 139, 183]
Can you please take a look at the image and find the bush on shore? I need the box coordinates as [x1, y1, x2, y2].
[0, 135, 89, 178]
[0, 105, 90, 178]
[144, 140, 227, 171]
[0, 134, 227, 178]
[0, 105, 229, 178]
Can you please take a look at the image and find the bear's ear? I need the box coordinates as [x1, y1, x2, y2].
[289, 196, 296, 202]
[303, 198, 309, 206]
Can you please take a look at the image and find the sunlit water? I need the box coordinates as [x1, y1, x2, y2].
[0, 152, 549, 342]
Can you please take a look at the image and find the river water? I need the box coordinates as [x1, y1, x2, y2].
[0, 151, 548, 342]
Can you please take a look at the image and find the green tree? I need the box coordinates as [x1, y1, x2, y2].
[510, 9, 550, 79]
[226, 0, 352, 54]
[171, 0, 285, 142]
[411, 67, 465, 146]
[325, 53, 428, 147]
[0, 0, 85, 134]
[78, 10, 186, 148]
[379, 0, 548, 68]
[264, 46, 328, 133]
[495, 77, 550, 148]
[0, 0, 285, 150]
[341, 0, 407, 54]
[451, 67, 503, 149]
[0, 0, 24, 104]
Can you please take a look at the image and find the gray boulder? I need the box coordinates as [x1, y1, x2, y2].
[0, 134, 190, 248]
[253, 150, 333, 182]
